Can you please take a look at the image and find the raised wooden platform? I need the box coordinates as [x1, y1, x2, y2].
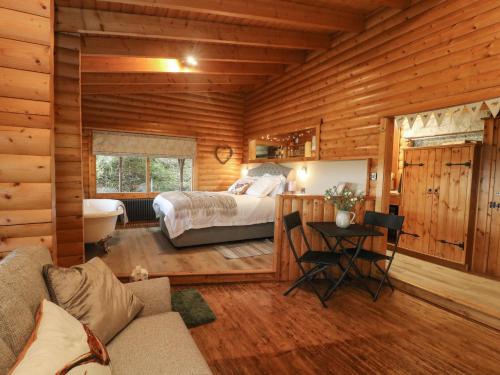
[389, 253, 500, 331]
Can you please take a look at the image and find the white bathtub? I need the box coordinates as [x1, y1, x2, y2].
[83, 199, 124, 244]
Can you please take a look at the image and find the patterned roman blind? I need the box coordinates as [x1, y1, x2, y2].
[92, 131, 196, 158]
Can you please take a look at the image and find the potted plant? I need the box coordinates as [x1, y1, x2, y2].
[324, 185, 365, 228]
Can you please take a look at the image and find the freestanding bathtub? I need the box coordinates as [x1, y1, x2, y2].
[83, 199, 125, 245]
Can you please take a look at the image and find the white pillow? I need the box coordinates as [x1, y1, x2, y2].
[269, 175, 287, 197]
[10, 299, 111, 375]
[246, 175, 281, 197]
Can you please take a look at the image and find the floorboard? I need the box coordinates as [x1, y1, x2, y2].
[86, 227, 274, 277]
[189, 282, 500, 375]
[389, 253, 500, 330]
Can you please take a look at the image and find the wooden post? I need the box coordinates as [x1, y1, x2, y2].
[374, 117, 395, 256]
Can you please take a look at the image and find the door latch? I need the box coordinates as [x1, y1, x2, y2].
[445, 160, 471, 168]
[490, 201, 498, 209]
[404, 162, 424, 168]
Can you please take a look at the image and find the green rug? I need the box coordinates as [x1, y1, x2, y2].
[171, 289, 216, 328]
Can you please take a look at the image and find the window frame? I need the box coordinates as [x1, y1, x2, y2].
[92, 154, 196, 199]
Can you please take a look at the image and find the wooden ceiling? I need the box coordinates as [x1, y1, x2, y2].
[55, 0, 410, 94]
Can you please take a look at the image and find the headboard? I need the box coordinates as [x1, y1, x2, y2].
[248, 163, 293, 179]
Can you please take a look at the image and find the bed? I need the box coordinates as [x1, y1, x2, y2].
[153, 163, 292, 247]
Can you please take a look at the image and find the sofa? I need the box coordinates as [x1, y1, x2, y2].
[0, 246, 212, 375]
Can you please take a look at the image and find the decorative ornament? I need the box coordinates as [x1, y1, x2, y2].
[433, 109, 447, 126]
[485, 98, 500, 118]
[420, 112, 432, 127]
[406, 114, 418, 129]
[466, 102, 483, 120]
[395, 116, 406, 129]
[450, 105, 466, 125]
[215, 145, 233, 164]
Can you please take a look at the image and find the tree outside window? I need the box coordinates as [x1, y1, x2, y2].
[96, 155, 192, 193]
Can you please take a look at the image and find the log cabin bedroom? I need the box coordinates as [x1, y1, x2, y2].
[0, 0, 499, 374]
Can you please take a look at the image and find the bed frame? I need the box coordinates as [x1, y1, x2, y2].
[159, 212, 274, 248]
[158, 163, 292, 248]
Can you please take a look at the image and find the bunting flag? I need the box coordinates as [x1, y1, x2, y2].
[395, 116, 406, 129]
[485, 98, 500, 118]
[450, 105, 466, 125]
[466, 102, 483, 120]
[406, 114, 418, 129]
[433, 108, 447, 126]
[420, 112, 432, 127]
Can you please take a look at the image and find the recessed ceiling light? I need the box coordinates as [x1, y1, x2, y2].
[186, 55, 198, 66]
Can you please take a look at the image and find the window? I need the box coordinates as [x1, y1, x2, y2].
[96, 155, 193, 194]
[150, 158, 192, 192]
[93, 131, 196, 194]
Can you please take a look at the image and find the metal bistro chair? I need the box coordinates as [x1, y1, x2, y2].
[283, 211, 343, 307]
[343, 211, 404, 301]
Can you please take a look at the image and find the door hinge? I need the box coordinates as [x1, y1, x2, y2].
[438, 239, 465, 250]
[404, 162, 424, 168]
[445, 160, 471, 168]
[401, 231, 420, 238]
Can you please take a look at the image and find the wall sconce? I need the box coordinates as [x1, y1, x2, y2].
[298, 166, 308, 180]
[241, 165, 249, 177]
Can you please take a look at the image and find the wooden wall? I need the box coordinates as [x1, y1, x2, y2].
[54, 33, 84, 266]
[0, 1, 55, 258]
[245, 0, 500, 170]
[81, 93, 244, 194]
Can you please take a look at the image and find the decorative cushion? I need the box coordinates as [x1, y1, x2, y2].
[0, 246, 52, 373]
[9, 299, 111, 375]
[227, 177, 254, 193]
[230, 182, 252, 195]
[43, 257, 144, 344]
[246, 175, 281, 197]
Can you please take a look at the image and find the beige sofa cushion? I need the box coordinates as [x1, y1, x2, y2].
[107, 312, 212, 375]
[0, 246, 52, 374]
[125, 277, 172, 317]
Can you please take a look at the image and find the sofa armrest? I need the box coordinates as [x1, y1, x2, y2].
[125, 277, 172, 317]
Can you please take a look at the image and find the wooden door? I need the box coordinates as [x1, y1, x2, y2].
[432, 145, 475, 265]
[474, 119, 500, 277]
[399, 148, 434, 254]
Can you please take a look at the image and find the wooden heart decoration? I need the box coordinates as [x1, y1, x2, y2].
[215, 145, 233, 164]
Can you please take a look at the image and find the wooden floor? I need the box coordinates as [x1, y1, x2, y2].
[390, 253, 500, 330]
[189, 282, 500, 375]
[86, 227, 274, 278]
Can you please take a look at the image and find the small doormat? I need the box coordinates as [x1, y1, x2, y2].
[172, 289, 216, 328]
[214, 239, 274, 259]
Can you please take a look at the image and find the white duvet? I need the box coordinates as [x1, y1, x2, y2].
[153, 192, 275, 238]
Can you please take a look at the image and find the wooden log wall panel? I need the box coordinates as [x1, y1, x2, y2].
[273, 195, 375, 281]
[54, 33, 84, 266]
[245, 0, 500, 166]
[0, 1, 54, 259]
[82, 92, 244, 193]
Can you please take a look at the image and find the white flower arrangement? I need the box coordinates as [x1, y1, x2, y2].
[324, 185, 364, 211]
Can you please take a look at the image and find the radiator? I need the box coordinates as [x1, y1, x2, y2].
[121, 198, 157, 222]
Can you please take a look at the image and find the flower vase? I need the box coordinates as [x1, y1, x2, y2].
[336, 210, 356, 228]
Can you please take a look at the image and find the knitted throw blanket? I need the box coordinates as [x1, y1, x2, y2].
[159, 191, 237, 219]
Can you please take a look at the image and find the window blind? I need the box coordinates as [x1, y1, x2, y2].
[92, 131, 196, 158]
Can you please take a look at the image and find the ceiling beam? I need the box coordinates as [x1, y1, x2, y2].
[102, 0, 365, 32]
[81, 56, 286, 75]
[57, 7, 331, 49]
[82, 83, 252, 95]
[81, 36, 306, 64]
[82, 73, 268, 85]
